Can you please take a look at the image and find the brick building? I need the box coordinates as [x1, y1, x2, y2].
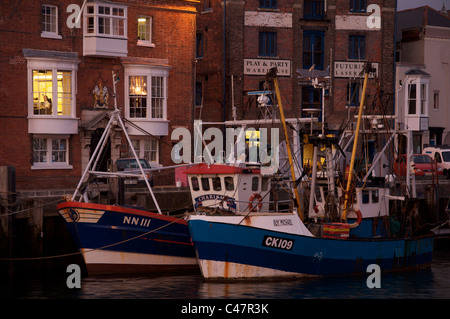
[195, 0, 396, 164]
[0, 0, 198, 194]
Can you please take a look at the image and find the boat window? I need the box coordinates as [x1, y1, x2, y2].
[212, 177, 221, 191]
[362, 189, 370, 204]
[252, 177, 259, 191]
[191, 177, 199, 191]
[372, 189, 379, 203]
[201, 177, 210, 191]
[262, 177, 270, 191]
[224, 176, 234, 191]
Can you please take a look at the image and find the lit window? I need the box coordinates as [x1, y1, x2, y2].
[41, 5, 61, 39]
[151, 77, 164, 119]
[138, 17, 153, 46]
[129, 76, 147, 118]
[125, 64, 169, 121]
[31, 69, 74, 117]
[32, 136, 71, 169]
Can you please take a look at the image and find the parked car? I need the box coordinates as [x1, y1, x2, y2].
[423, 146, 450, 178]
[393, 154, 443, 177]
[115, 158, 155, 186]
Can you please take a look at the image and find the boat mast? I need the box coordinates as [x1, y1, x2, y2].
[342, 63, 375, 221]
[268, 68, 304, 221]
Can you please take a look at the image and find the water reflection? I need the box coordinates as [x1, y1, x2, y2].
[2, 249, 450, 299]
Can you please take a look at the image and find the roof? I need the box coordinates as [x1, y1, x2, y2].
[183, 163, 260, 175]
[23, 49, 79, 61]
[404, 68, 430, 76]
[397, 6, 450, 41]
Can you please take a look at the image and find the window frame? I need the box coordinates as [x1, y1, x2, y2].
[406, 79, 429, 116]
[259, 0, 277, 9]
[84, 2, 127, 39]
[196, 32, 204, 58]
[349, 0, 366, 13]
[304, 0, 324, 20]
[124, 65, 169, 121]
[259, 31, 277, 57]
[348, 35, 366, 60]
[41, 4, 61, 39]
[137, 16, 154, 47]
[347, 81, 362, 107]
[303, 30, 324, 70]
[27, 58, 78, 119]
[32, 135, 72, 170]
[130, 138, 159, 163]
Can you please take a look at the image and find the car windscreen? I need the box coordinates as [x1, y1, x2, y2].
[413, 155, 432, 164]
[117, 159, 150, 170]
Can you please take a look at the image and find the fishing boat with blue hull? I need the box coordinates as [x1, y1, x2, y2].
[186, 164, 433, 279]
[186, 66, 434, 280]
[57, 201, 197, 275]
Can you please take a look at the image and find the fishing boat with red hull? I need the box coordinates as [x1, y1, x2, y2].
[57, 72, 197, 275]
[57, 201, 196, 275]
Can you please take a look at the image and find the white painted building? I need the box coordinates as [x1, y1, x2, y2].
[396, 6, 450, 150]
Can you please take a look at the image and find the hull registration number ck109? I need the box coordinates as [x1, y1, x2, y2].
[262, 235, 294, 250]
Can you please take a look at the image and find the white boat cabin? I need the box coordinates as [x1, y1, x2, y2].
[310, 184, 390, 220]
[184, 163, 272, 213]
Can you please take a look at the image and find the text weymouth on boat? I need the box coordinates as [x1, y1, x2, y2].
[186, 64, 434, 280]
[57, 71, 197, 276]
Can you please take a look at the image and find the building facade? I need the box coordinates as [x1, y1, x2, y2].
[0, 0, 198, 194]
[396, 6, 450, 152]
[195, 0, 396, 165]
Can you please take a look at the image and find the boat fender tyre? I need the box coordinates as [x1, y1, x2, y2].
[347, 209, 363, 229]
[248, 193, 263, 212]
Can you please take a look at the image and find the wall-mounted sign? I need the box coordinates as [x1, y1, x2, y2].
[334, 62, 379, 78]
[244, 59, 291, 77]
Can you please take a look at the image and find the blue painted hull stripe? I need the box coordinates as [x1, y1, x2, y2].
[189, 220, 433, 276]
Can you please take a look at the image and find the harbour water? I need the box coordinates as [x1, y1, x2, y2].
[2, 248, 450, 300]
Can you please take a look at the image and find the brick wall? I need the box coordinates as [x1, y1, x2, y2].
[0, 0, 197, 191]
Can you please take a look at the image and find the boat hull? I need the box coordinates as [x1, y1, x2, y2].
[57, 201, 198, 275]
[188, 215, 434, 279]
